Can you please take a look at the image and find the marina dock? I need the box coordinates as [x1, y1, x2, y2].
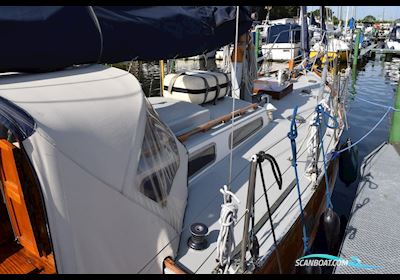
[334, 142, 400, 274]
[358, 43, 378, 58]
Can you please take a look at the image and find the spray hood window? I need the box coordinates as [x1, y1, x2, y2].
[137, 99, 180, 206]
[0, 97, 36, 141]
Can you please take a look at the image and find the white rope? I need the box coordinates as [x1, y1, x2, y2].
[216, 185, 240, 274]
[222, 45, 232, 74]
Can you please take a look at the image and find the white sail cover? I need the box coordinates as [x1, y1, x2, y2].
[0, 64, 188, 273]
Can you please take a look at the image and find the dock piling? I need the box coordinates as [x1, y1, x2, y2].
[389, 82, 400, 144]
[255, 28, 260, 60]
[352, 29, 361, 68]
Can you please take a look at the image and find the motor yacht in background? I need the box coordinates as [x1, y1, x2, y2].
[386, 24, 400, 51]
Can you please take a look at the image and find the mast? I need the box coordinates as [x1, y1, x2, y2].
[318, 5, 329, 103]
[320, 6, 327, 43]
[300, 6, 309, 59]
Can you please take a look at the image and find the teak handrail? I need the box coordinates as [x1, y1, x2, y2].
[177, 103, 259, 142]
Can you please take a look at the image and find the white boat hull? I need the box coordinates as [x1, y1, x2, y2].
[261, 43, 301, 61]
[386, 41, 400, 51]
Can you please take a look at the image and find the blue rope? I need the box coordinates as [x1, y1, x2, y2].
[331, 106, 392, 160]
[287, 106, 309, 254]
[313, 105, 337, 209]
[315, 104, 339, 129]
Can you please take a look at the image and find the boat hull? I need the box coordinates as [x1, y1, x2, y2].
[255, 155, 339, 274]
[261, 43, 301, 61]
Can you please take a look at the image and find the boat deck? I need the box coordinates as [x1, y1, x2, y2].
[173, 72, 341, 273]
[334, 142, 400, 274]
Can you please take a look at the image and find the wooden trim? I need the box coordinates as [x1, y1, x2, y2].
[177, 103, 258, 142]
[231, 33, 248, 63]
[163, 257, 187, 274]
[0, 140, 40, 257]
[288, 59, 295, 71]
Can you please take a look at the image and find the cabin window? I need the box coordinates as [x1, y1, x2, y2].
[137, 99, 180, 206]
[229, 118, 263, 148]
[188, 144, 216, 178]
[0, 96, 35, 141]
[266, 24, 301, 44]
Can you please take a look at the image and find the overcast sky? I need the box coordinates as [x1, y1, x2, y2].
[307, 6, 400, 21]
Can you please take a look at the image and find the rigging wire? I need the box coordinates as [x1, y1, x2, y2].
[228, 6, 240, 191]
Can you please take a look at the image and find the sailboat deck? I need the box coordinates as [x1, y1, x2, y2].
[174, 71, 340, 273]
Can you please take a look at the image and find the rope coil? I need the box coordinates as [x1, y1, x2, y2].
[216, 185, 240, 274]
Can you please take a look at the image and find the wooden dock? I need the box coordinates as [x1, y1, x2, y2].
[334, 142, 400, 274]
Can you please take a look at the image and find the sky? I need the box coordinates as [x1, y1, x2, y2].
[307, 6, 400, 21]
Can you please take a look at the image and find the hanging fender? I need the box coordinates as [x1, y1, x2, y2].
[338, 138, 359, 185]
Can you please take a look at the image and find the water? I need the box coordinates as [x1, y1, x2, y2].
[312, 54, 400, 273]
[332, 55, 399, 220]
